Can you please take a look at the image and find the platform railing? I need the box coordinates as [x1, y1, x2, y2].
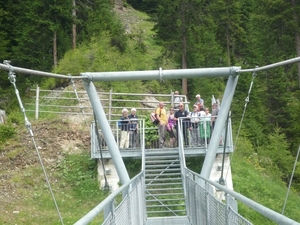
[90, 116, 233, 158]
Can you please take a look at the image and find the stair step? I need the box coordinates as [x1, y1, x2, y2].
[146, 192, 184, 197]
[146, 198, 185, 202]
[145, 187, 183, 191]
[145, 173, 181, 177]
[145, 164, 180, 169]
[145, 178, 182, 182]
[146, 182, 182, 187]
[145, 168, 180, 172]
[145, 159, 180, 164]
[146, 203, 186, 208]
[146, 209, 186, 214]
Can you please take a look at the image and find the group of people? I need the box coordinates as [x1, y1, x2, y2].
[119, 108, 139, 149]
[118, 91, 219, 149]
[155, 92, 219, 148]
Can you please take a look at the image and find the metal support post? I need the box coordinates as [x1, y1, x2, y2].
[35, 85, 39, 119]
[83, 80, 130, 185]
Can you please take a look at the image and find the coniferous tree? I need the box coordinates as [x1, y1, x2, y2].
[154, 0, 221, 95]
[209, 0, 246, 65]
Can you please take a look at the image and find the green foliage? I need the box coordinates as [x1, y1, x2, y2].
[144, 116, 159, 148]
[256, 128, 295, 182]
[58, 153, 103, 197]
[0, 124, 16, 144]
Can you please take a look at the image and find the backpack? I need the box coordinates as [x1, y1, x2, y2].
[150, 108, 160, 125]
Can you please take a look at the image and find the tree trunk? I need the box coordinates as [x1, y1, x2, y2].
[53, 31, 57, 67]
[226, 7, 231, 66]
[291, 0, 300, 88]
[295, 32, 300, 89]
[181, 1, 188, 96]
[182, 33, 188, 95]
[72, 0, 77, 49]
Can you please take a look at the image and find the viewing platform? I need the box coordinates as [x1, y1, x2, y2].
[90, 118, 234, 159]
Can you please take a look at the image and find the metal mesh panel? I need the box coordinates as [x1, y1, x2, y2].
[207, 192, 227, 225]
[186, 173, 207, 225]
[227, 207, 253, 225]
[185, 171, 253, 225]
[102, 177, 145, 225]
[102, 212, 113, 225]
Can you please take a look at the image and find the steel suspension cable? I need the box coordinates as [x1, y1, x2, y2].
[93, 113, 110, 191]
[281, 145, 300, 215]
[70, 77, 89, 128]
[6, 63, 64, 225]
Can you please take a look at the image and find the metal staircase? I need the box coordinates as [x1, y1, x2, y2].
[144, 149, 187, 217]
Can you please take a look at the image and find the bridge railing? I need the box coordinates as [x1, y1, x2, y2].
[184, 169, 300, 225]
[74, 171, 146, 225]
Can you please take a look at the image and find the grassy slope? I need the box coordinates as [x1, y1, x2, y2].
[231, 147, 300, 223]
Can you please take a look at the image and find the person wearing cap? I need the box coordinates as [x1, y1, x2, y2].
[195, 94, 204, 111]
[128, 108, 139, 149]
[119, 108, 130, 149]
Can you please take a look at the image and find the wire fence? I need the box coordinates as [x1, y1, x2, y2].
[25, 86, 189, 120]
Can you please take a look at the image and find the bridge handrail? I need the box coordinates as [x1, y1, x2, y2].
[73, 171, 145, 225]
[184, 168, 300, 225]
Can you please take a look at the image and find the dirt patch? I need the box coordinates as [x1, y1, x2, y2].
[0, 119, 91, 211]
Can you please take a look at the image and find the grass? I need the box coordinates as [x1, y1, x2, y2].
[231, 150, 300, 224]
[0, 151, 109, 225]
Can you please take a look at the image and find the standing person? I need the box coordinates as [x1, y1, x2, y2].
[195, 94, 204, 111]
[119, 108, 130, 149]
[173, 91, 182, 110]
[156, 102, 167, 148]
[210, 103, 223, 145]
[166, 106, 177, 147]
[198, 107, 207, 145]
[128, 108, 138, 149]
[174, 103, 190, 146]
[189, 105, 200, 146]
[211, 103, 218, 131]
[203, 107, 212, 144]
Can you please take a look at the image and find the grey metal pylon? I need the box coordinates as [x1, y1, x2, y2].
[200, 69, 240, 181]
[84, 80, 130, 185]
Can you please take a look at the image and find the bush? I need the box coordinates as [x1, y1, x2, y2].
[0, 124, 16, 144]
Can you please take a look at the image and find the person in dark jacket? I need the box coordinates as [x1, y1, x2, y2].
[128, 108, 138, 149]
[119, 108, 130, 149]
[174, 103, 190, 146]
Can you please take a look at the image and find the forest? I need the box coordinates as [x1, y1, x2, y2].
[1, 0, 300, 204]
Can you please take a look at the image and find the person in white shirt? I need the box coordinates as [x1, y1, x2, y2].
[173, 91, 182, 110]
[189, 105, 200, 146]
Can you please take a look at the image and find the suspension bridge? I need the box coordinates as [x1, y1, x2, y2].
[1, 58, 300, 225]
